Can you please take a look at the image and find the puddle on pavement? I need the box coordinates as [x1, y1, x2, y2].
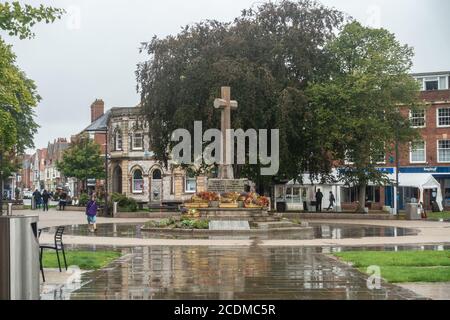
[40, 244, 449, 300]
[43, 223, 418, 240]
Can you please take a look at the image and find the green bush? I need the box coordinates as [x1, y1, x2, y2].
[145, 218, 177, 228]
[111, 193, 137, 212]
[79, 193, 89, 206]
[180, 218, 209, 229]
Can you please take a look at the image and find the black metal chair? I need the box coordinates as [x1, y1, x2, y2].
[38, 229, 45, 282]
[39, 226, 68, 276]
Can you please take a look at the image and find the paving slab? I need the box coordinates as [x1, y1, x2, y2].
[397, 282, 450, 300]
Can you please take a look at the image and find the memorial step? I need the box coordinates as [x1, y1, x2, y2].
[253, 221, 299, 230]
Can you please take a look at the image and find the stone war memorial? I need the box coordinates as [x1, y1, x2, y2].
[156, 86, 312, 235]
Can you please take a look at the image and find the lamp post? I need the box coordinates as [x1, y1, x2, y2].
[395, 136, 400, 216]
[86, 122, 109, 216]
[104, 131, 109, 216]
[0, 152, 3, 216]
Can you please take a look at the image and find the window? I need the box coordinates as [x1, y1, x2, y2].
[185, 175, 196, 193]
[415, 76, 449, 91]
[152, 169, 162, 180]
[410, 141, 426, 163]
[372, 147, 386, 164]
[425, 79, 439, 91]
[410, 110, 425, 128]
[438, 140, 450, 163]
[342, 186, 380, 203]
[132, 132, 143, 150]
[132, 169, 144, 193]
[437, 108, 450, 127]
[114, 129, 122, 151]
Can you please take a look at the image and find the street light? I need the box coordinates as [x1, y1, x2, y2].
[85, 125, 109, 216]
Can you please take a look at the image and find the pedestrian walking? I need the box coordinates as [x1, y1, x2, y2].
[33, 189, 42, 210]
[315, 189, 323, 212]
[326, 191, 336, 211]
[86, 195, 98, 233]
[42, 190, 51, 212]
[59, 191, 67, 211]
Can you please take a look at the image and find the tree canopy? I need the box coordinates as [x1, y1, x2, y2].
[0, 1, 63, 211]
[0, 37, 40, 182]
[307, 21, 421, 211]
[56, 135, 105, 189]
[0, 1, 64, 39]
[137, 0, 420, 200]
[137, 0, 346, 193]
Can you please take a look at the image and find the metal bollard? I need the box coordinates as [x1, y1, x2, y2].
[113, 202, 118, 217]
[7, 203, 13, 216]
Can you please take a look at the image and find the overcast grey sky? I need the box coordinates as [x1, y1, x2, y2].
[2, 0, 449, 151]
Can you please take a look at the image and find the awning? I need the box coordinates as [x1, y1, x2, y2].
[398, 173, 443, 211]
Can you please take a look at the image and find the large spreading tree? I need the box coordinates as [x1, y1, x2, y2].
[307, 21, 421, 212]
[0, 1, 63, 211]
[137, 0, 346, 193]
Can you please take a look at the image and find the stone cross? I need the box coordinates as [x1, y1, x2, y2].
[214, 86, 238, 179]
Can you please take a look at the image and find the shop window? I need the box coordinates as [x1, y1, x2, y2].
[284, 186, 306, 203]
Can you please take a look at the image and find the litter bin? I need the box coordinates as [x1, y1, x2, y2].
[405, 203, 420, 220]
[276, 201, 286, 213]
[309, 201, 317, 212]
[0, 215, 40, 300]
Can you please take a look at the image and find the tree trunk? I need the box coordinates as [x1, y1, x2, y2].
[357, 183, 366, 213]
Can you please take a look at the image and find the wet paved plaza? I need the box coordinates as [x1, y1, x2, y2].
[42, 245, 427, 300]
[44, 223, 418, 240]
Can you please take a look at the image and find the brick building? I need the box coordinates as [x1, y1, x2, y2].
[43, 138, 69, 191]
[81, 99, 207, 205]
[274, 71, 450, 212]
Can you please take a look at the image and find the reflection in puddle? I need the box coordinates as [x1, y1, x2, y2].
[63, 246, 422, 300]
[311, 223, 418, 239]
[41, 244, 449, 300]
[44, 223, 418, 240]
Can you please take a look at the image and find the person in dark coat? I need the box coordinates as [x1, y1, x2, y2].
[59, 191, 67, 211]
[42, 190, 51, 211]
[315, 189, 324, 212]
[326, 191, 336, 211]
[33, 189, 42, 210]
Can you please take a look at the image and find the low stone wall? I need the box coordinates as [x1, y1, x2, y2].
[196, 208, 269, 220]
[2, 204, 24, 210]
[282, 212, 397, 220]
[141, 226, 314, 236]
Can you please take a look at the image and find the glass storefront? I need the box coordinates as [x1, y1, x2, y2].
[276, 185, 308, 203]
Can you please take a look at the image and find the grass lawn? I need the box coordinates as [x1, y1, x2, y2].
[334, 251, 450, 283]
[42, 250, 121, 270]
[427, 211, 450, 221]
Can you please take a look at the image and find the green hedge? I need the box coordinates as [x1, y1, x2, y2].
[110, 193, 138, 212]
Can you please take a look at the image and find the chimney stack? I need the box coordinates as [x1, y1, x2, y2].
[90, 99, 105, 123]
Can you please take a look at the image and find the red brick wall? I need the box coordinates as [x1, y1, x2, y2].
[94, 132, 107, 154]
[393, 90, 450, 167]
